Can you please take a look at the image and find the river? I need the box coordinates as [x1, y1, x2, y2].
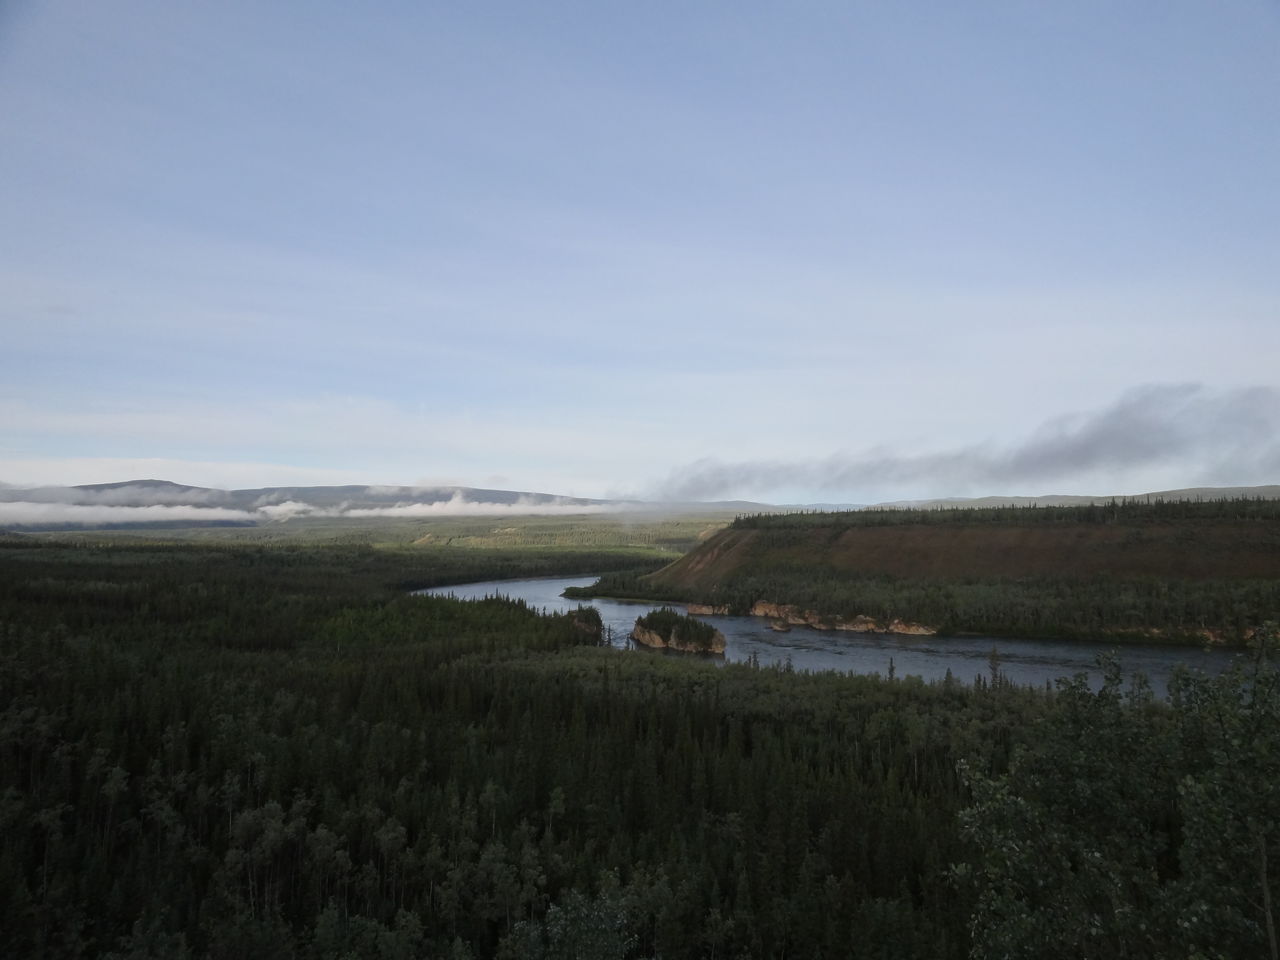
[416, 575, 1239, 695]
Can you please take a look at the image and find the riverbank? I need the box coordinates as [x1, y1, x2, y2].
[423, 575, 1240, 694]
[572, 578, 1257, 648]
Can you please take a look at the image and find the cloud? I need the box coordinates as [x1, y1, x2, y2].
[253, 500, 316, 521]
[0, 488, 627, 527]
[256, 492, 625, 521]
[653, 384, 1280, 501]
[0, 502, 257, 526]
[338, 494, 625, 518]
[5, 384, 1276, 521]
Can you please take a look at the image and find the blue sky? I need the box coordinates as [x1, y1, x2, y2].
[2, 1, 1278, 502]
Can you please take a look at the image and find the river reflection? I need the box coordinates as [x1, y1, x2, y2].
[417, 575, 1238, 695]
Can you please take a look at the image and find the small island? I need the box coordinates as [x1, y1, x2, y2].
[630, 607, 726, 655]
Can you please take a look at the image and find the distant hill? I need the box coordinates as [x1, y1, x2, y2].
[2, 478, 1276, 530]
[0, 479, 613, 511]
[0, 479, 769, 529]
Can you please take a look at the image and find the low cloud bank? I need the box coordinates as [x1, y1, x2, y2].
[0, 489, 626, 527]
[0, 503, 258, 526]
[654, 384, 1280, 501]
[257, 492, 625, 521]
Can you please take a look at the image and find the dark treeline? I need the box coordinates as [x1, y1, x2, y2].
[734, 495, 1280, 529]
[578, 566, 1280, 642]
[1, 539, 662, 651]
[1, 539, 1051, 958]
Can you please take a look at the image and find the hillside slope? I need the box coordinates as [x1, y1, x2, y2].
[580, 499, 1280, 643]
[650, 517, 1280, 591]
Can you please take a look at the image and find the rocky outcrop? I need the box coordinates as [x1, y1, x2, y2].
[630, 622, 727, 654]
[749, 602, 807, 625]
[686, 603, 730, 615]
[631, 626, 671, 649]
[885, 618, 935, 636]
[748, 601, 936, 636]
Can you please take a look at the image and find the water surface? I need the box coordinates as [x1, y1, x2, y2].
[417, 575, 1238, 694]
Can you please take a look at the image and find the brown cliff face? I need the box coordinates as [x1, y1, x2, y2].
[630, 626, 670, 649]
[885, 618, 935, 636]
[747, 601, 936, 636]
[686, 603, 730, 615]
[630, 623, 727, 654]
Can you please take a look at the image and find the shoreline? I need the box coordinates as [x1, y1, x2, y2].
[564, 589, 1249, 649]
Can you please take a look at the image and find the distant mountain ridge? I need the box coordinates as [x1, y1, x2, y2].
[0, 479, 770, 528]
[14, 479, 610, 510]
[1, 479, 1276, 530]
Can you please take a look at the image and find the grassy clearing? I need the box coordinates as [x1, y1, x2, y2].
[26, 511, 735, 555]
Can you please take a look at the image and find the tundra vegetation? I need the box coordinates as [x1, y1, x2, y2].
[1, 516, 1277, 958]
[13, 511, 733, 553]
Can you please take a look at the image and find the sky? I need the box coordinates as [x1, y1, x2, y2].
[2, 1, 1278, 504]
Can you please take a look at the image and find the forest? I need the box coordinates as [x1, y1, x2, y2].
[2, 532, 1278, 958]
[733, 495, 1280, 528]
